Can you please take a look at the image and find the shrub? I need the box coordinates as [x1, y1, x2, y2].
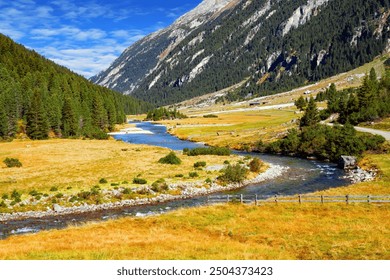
[122, 181, 129, 184]
[111, 183, 120, 186]
[29, 190, 39, 197]
[55, 193, 63, 199]
[205, 178, 212, 184]
[1, 194, 9, 200]
[194, 161, 206, 168]
[223, 160, 230, 164]
[0, 200, 7, 208]
[77, 191, 91, 200]
[122, 188, 132, 194]
[99, 178, 108, 184]
[3, 158, 22, 168]
[175, 174, 184, 177]
[218, 164, 248, 183]
[184, 147, 231, 156]
[158, 151, 182, 165]
[11, 190, 21, 201]
[91, 186, 101, 195]
[249, 158, 263, 172]
[133, 178, 147, 184]
[151, 178, 168, 192]
[203, 114, 218, 118]
[69, 196, 78, 203]
[189, 172, 199, 178]
[50, 187, 58, 192]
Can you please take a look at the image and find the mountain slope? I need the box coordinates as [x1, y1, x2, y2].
[0, 34, 153, 140]
[92, 0, 390, 106]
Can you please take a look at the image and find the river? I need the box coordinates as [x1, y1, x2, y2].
[0, 122, 349, 239]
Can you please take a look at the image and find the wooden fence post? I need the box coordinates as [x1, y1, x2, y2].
[321, 195, 324, 204]
[274, 195, 278, 204]
[240, 194, 243, 204]
[298, 194, 301, 204]
[367, 195, 371, 203]
[346, 194, 349, 205]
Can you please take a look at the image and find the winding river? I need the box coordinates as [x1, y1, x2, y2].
[0, 122, 349, 239]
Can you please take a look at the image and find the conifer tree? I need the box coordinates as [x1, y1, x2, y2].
[61, 97, 78, 137]
[300, 97, 319, 128]
[26, 90, 49, 140]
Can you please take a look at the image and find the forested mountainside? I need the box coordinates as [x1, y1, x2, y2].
[92, 0, 390, 106]
[0, 34, 153, 140]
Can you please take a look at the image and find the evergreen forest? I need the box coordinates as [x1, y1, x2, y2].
[0, 34, 153, 140]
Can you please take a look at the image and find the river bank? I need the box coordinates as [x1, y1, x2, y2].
[0, 164, 287, 223]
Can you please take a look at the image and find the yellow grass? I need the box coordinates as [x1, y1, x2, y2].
[0, 152, 389, 260]
[158, 109, 299, 149]
[0, 139, 239, 197]
[0, 203, 389, 260]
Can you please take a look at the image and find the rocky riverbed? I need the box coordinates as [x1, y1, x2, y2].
[0, 164, 288, 223]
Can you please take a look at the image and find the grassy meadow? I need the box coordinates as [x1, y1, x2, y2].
[0, 153, 389, 260]
[0, 138, 243, 212]
[159, 109, 299, 149]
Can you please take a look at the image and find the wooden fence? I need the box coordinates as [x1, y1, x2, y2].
[206, 194, 390, 205]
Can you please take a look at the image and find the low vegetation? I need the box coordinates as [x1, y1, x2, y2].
[0, 139, 244, 213]
[1, 201, 388, 260]
[184, 147, 231, 156]
[145, 107, 187, 121]
[158, 151, 182, 165]
[3, 158, 22, 168]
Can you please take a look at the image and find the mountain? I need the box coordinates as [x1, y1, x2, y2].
[0, 34, 153, 140]
[91, 0, 390, 106]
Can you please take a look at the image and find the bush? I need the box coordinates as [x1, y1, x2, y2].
[133, 178, 147, 184]
[122, 188, 132, 194]
[184, 147, 231, 156]
[1, 194, 9, 200]
[151, 178, 168, 192]
[11, 190, 21, 201]
[175, 174, 184, 177]
[249, 158, 263, 172]
[3, 157, 22, 168]
[203, 114, 218, 118]
[194, 161, 206, 168]
[223, 160, 230, 164]
[205, 178, 212, 184]
[55, 193, 63, 199]
[50, 187, 58, 192]
[218, 164, 248, 183]
[99, 178, 108, 184]
[158, 151, 182, 165]
[189, 172, 199, 178]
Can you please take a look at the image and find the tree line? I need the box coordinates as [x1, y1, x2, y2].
[0, 34, 153, 140]
[257, 64, 390, 162]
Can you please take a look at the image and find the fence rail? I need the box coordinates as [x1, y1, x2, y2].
[206, 194, 390, 205]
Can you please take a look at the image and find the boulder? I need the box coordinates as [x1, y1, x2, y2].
[338, 156, 357, 170]
[53, 204, 62, 212]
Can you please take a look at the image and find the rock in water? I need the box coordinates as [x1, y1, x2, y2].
[338, 156, 357, 170]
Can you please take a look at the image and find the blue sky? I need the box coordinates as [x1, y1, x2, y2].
[0, 0, 202, 77]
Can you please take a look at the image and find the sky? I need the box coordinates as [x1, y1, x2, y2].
[0, 0, 202, 78]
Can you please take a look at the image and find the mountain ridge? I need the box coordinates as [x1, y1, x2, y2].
[92, 0, 390, 106]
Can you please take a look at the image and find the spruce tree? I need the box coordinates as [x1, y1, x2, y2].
[300, 97, 320, 128]
[61, 97, 78, 137]
[26, 90, 49, 140]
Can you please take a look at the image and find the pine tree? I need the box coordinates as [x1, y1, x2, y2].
[61, 97, 78, 137]
[0, 104, 8, 138]
[26, 90, 49, 140]
[300, 97, 320, 128]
